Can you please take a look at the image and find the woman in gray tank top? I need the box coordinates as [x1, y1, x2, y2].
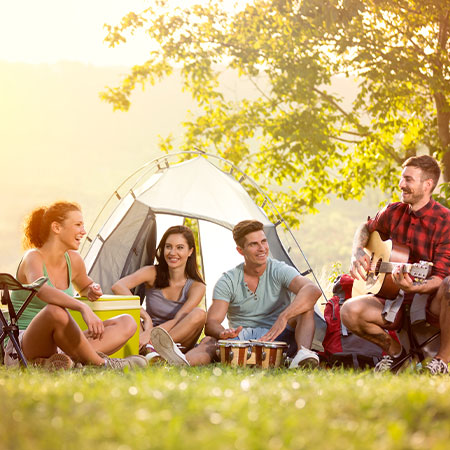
[112, 225, 206, 354]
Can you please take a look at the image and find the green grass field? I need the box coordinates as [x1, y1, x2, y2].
[1, 365, 449, 450]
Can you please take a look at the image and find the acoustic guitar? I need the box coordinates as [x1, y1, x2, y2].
[351, 231, 433, 299]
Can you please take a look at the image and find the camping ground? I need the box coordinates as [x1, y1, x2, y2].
[2, 3, 450, 447]
[1, 365, 449, 449]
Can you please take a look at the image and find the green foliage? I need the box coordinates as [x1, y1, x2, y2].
[101, 0, 450, 223]
[434, 182, 450, 209]
[2, 366, 450, 449]
[328, 262, 343, 284]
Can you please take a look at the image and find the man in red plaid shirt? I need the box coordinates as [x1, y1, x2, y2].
[341, 155, 450, 374]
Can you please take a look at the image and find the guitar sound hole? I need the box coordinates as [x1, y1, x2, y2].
[374, 259, 382, 276]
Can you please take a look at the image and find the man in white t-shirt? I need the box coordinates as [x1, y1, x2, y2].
[205, 220, 321, 368]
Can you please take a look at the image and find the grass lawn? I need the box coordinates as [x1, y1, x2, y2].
[1, 365, 449, 450]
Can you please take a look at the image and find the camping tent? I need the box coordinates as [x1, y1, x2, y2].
[81, 152, 326, 349]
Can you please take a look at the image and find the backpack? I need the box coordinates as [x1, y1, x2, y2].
[321, 274, 384, 369]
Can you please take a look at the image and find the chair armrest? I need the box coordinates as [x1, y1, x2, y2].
[22, 276, 48, 291]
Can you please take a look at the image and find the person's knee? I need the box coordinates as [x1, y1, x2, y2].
[310, 285, 322, 304]
[441, 276, 450, 298]
[118, 314, 137, 338]
[428, 277, 450, 315]
[190, 308, 207, 326]
[340, 301, 362, 329]
[44, 304, 71, 327]
[291, 309, 314, 328]
[301, 309, 315, 320]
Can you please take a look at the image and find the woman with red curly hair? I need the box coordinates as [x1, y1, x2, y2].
[4, 201, 146, 370]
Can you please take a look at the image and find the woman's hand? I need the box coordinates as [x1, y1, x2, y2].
[85, 283, 102, 301]
[139, 322, 152, 349]
[139, 309, 153, 349]
[81, 304, 104, 340]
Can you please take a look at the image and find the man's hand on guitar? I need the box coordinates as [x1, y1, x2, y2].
[350, 248, 371, 281]
[391, 265, 415, 292]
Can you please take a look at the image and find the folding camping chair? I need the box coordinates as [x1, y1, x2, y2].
[0, 273, 47, 367]
[391, 302, 441, 372]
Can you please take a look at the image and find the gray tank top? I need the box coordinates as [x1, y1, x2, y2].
[145, 278, 194, 326]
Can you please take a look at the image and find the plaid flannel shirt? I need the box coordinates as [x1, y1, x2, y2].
[367, 199, 450, 301]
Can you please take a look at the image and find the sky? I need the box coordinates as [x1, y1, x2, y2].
[0, 0, 246, 66]
[0, 0, 363, 277]
[0, 0, 152, 66]
[0, 0, 258, 274]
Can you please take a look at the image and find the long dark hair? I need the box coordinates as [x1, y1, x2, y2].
[154, 225, 204, 288]
[23, 201, 81, 249]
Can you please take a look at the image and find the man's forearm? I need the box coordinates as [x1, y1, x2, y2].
[205, 321, 225, 339]
[406, 275, 442, 295]
[352, 223, 370, 256]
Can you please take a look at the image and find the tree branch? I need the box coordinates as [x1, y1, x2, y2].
[311, 87, 369, 136]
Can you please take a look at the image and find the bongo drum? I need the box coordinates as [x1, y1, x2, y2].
[250, 340, 288, 369]
[247, 342, 257, 366]
[217, 340, 252, 367]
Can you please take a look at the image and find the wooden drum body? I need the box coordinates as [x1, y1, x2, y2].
[250, 340, 288, 369]
[217, 340, 252, 367]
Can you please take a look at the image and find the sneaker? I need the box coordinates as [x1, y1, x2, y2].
[289, 346, 319, 369]
[426, 357, 449, 375]
[150, 327, 190, 366]
[124, 354, 148, 368]
[145, 352, 165, 364]
[140, 344, 164, 364]
[140, 344, 151, 356]
[97, 352, 148, 370]
[374, 348, 408, 373]
[103, 357, 131, 370]
[32, 353, 74, 371]
[140, 344, 158, 356]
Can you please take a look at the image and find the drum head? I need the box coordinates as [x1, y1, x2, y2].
[218, 340, 250, 347]
[256, 340, 288, 348]
[249, 339, 265, 346]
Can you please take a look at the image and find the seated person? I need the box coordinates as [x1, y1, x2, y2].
[4, 201, 147, 370]
[112, 225, 207, 364]
[341, 155, 450, 374]
[205, 220, 322, 368]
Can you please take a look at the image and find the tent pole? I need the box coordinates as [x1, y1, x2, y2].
[196, 219, 207, 312]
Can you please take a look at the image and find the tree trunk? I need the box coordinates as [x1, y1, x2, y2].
[435, 91, 450, 181]
[437, 10, 450, 182]
[442, 149, 450, 183]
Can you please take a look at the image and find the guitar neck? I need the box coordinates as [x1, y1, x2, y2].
[378, 262, 411, 274]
